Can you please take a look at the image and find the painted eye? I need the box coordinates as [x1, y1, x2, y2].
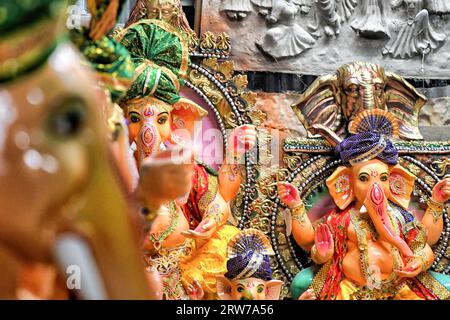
[359, 173, 369, 182]
[129, 113, 140, 123]
[237, 286, 244, 293]
[380, 173, 389, 182]
[157, 115, 168, 125]
[47, 97, 86, 138]
[345, 85, 359, 97]
[257, 285, 264, 293]
[374, 83, 384, 91]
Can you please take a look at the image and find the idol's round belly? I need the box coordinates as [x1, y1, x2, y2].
[343, 240, 395, 286]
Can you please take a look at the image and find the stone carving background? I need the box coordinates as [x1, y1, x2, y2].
[200, 0, 450, 78]
[252, 91, 450, 167]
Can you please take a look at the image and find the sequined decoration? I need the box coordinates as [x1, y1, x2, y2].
[390, 174, 407, 195]
[335, 175, 350, 193]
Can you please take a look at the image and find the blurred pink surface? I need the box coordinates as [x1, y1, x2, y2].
[180, 87, 224, 170]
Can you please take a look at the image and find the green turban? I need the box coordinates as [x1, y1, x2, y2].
[71, 32, 135, 103]
[70, 0, 135, 102]
[0, 0, 67, 82]
[117, 19, 190, 105]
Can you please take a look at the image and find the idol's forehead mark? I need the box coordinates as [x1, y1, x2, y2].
[142, 105, 169, 117]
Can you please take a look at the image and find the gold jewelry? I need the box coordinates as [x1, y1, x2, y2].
[144, 241, 193, 300]
[291, 202, 307, 225]
[418, 256, 428, 272]
[204, 203, 223, 227]
[414, 249, 429, 271]
[427, 197, 444, 223]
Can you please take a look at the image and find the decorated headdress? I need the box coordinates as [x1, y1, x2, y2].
[0, 0, 67, 82]
[70, 0, 135, 102]
[225, 229, 275, 281]
[309, 109, 399, 166]
[118, 19, 206, 119]
[336, 109, 399, 166]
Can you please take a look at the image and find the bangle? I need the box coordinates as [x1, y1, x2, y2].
[414, 251, 429, 271]
[204, 203, 223, 226]
[292, 202, 306, 225]
[427, 198, 444, 223]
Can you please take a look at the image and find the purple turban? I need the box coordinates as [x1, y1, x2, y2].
[335, 132, 398, 166]
[225, 250, 273, 281]
[225, 230, 274, 281]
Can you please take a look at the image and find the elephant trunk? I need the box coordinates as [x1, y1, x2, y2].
[53, 148, 151, 299]
[361, 71, 375, 110]
[364, 183, 414, 258]
[137, 123, 161, 168]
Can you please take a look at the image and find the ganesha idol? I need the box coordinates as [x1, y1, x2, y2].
[117, 19, 256, 299]
[0, 0, 152, 299]
[216, 229, 283, 300]
[279, 109, 450, 300]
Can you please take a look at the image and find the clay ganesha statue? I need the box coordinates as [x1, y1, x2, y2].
[278, 110, 450, 300]
[117, 19, 256, 299]
[0, 0, 151, 299]
[216, 229, 283, 300]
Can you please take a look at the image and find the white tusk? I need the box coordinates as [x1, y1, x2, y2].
[360, 205, 367, 214]
[53, 233, 108, 300]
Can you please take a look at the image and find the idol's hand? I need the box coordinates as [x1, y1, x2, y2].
[181, 218, 216, 240]
[314, 224, 334, 259]
[138, 146, 194, 208]
[298, 288, 317, 300]
[186, 280, 204, 300]
[277, 182, 302, 209]
[394, 258, 423, 278]
[227, 125, 257, 161]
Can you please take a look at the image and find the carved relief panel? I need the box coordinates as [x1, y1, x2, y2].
[200, 0, 450, 78]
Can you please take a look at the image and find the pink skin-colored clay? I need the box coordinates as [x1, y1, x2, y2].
[283, 183, 298, 203]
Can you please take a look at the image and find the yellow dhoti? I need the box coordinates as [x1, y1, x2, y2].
[179, 224, 239, 299]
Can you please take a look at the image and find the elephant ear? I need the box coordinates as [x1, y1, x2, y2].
[265, 279, 283, 300]
[216, 276, 232, 300]
[170, 98, 208, 145]
[325, 166, 354, 210]
[389, 165, 416, 209]
[384, 71, 427, 140]
[291, 74, 344, 137]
